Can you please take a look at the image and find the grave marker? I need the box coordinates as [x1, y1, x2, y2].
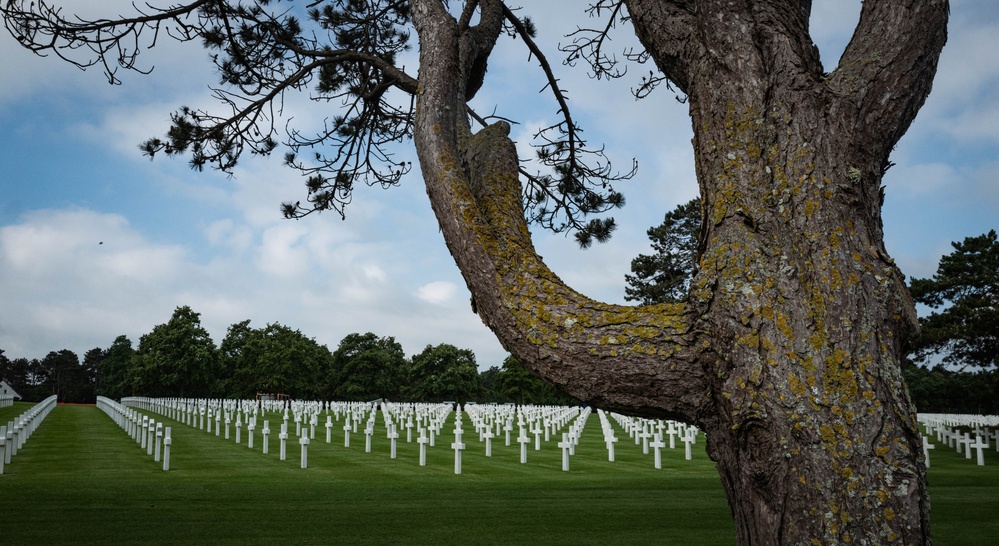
[162, 427, 172, 471]
[972, 435, 989, 466]
[279, 423, 288, 461]
[452, 427, 466, 475]
[922, 436, 935, 468]
[300, 436, 310, 469]
[683, 430, 695, 460]
[517, 426, 530, 464]
[650, 434, 666, 469]
[483, 427, 494, 457]
[389, 425, 399, 459]
[418, 428, 429, 467]
[558, 433, 572, 471]
[146, 419, 156, 455]
[4, 423, 12, 463]
[154, 423, 163, 462]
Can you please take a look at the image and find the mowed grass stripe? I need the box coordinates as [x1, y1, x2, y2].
[1, 404, 735, 545]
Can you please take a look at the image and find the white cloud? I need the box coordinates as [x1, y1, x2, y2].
[416, 281, 459, 306]
[256, 223, 311, 279]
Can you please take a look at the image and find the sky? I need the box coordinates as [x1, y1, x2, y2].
[1, 1, 997, 369]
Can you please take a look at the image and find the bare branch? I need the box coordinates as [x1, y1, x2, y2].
[502, 4, 634, 247]
[1, 0, 211, 84]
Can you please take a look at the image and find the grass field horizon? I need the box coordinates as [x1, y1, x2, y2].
[1, 401, 997, 545]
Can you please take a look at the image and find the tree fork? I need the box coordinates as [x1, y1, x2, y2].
[414, 0, 946, 544]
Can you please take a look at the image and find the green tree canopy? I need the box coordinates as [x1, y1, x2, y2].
[904, 364, 998, 414]
[98, 335, 135, 400]
[128, 306, 220, 398]
[908, 230, 999, 369]
[38, 349, 86, 403]
[496, 356, 577, 406]
[330, 332, 406, 401]
[223, 320, 335, 399]
[624, 197, 701, 305]
[406, 343, 481, 403]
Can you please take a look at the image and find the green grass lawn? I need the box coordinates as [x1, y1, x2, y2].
[0, 401, 996, 545]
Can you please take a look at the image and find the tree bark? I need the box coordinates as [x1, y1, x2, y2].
[412, 0, 949, 544]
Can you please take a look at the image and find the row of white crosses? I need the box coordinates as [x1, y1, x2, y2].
[0, 395, 58, 476]
[597, 410, 700, 468]
[918, 413, 999, 467]
[123, 397, 386, 469]
[116, 397, 700, 474]
[99, 396, 174, 470]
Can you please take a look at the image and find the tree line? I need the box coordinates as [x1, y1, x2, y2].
[0, 306, 575, 406]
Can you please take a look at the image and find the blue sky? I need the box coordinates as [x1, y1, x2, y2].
[1, 1, 997, 368]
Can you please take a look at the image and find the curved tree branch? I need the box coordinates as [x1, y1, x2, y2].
[829, 0, 949, 156]
[411, 0, 707, 421]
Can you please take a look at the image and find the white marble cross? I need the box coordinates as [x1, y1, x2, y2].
[452, 427, 466, 474]
[641, 426, 652, 455]
[483, 427, 494, 457]
[162, 427, 172, 471]
[605, 433, 618, 462]
[517, 426, 530, 464]
[300, 436, 310, 468]
[0, 426, 6, 475]
[558, 433, 572, 471]
[921, 435, 935, 468]
[683, 430, 695, 460]
[279, 423, 289, 461]
[146, 418, 156, 456]
[650, 434, 666, 470]
[388, 425, 399, 459]
[972, 435, 989, 466]
[417, 427, 429, 467]
[154, 422, 164, 462]
[262, 421, 271, 454]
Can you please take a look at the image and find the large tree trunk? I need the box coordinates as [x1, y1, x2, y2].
[412, 0, 948, 544]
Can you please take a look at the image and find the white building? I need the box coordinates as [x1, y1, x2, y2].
[0, 380, 22, 401]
